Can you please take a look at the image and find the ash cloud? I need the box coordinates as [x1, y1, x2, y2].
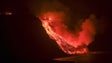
[30, 0, 97, 43]
[28, 0, 107, 54]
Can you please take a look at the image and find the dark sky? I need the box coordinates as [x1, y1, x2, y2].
[1, 0, 112, 63]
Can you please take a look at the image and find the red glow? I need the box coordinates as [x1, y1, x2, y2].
[38, 12, 96, 54]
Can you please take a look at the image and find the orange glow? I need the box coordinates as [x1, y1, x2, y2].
[5, 12, 12, 15]
[37, 12, 96, 54]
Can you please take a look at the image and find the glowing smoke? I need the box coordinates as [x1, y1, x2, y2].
[35, 0, 96, 54]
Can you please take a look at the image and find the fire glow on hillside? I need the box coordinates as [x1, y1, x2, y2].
[38, 11, 96, 54]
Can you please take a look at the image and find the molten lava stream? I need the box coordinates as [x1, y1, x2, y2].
[38, 12, 96, 54]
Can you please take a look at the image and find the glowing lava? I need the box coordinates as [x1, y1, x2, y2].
[37, 12, 96, 54]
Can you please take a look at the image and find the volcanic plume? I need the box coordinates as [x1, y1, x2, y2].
[36, 1, 96, 54]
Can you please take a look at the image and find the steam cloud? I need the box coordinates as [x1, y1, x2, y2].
[30, 0, 97, 54]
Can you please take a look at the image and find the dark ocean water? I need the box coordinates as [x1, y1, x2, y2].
[53, 52, 112, 63]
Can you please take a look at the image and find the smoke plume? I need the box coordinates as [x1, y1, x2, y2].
[34, 0, 96, 54]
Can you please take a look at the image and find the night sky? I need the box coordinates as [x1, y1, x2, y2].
[1, 0, 112, 63]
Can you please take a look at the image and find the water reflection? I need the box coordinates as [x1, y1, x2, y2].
[53, 51, 112, 63]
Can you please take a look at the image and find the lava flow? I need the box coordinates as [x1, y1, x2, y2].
[37, 11, 96, 54]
